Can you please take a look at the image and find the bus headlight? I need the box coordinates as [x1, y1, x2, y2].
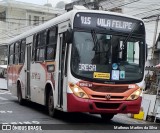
[126, 88, 142, 100]
[69, 83, 89, 99]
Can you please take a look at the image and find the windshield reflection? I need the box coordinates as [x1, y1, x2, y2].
[71, 31, 144, 83]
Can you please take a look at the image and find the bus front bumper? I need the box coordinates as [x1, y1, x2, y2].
[67, 93, 142, 114]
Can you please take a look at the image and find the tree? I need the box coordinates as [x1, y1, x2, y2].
[55, 1, 66, 9]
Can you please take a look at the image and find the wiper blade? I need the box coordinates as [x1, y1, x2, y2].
[122, 23, 137, 46]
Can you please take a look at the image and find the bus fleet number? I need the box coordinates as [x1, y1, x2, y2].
[81, 16, 91, 25]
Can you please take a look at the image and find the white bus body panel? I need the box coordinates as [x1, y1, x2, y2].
[7, 9, 144, 113]
[30, 63, 46, 105]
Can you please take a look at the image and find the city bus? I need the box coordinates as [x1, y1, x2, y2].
[7, 6, 146, 121]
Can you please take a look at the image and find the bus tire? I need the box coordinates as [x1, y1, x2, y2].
[17, 83, 24, 105]
[100, 114, 114, 122]
[48, 90, 58, 117]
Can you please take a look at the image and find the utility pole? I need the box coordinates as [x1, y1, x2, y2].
[93, 0, 99, 10]
[65, 0, 101, 11]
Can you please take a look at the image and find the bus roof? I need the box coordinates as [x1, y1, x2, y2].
[8, 8, 143, 44]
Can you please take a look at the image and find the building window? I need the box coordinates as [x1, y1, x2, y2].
[0, 11, 6, 22]
[34, 16, 39, 26]
[42, 17, 44, 24]
[29, 15, 31, 26]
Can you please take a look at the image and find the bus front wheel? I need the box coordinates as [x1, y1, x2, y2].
[48, 90, 58, 117]
[100, 114, 114, 122]
[17, 83, 24, 105]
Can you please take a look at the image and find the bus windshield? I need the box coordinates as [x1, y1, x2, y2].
[71, 31, 145, 83]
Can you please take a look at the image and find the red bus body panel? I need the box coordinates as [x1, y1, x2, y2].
[67, 93, 141, 114]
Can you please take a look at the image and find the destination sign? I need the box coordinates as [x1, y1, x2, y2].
[97, 18, 132, 30]
[74, 13, 145, 34]
[80, 16, 133, 30]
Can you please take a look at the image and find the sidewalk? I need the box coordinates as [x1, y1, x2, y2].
[0, 78, 7, 90]
[116, 114, 152, 124]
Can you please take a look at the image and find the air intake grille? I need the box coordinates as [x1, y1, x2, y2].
[95, 102, 120, 109]
[91, 95, 124, 99]
[90, 86, 128, 93]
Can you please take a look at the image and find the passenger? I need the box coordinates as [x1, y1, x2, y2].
[92, 35, 111, 64]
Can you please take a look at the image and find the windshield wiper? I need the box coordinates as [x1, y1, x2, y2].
[121, 23, 137, 48]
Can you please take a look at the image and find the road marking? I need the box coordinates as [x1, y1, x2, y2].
[0, 96, 8, 100]
[0, 102, 13, 105]
[0, 110, 13, 113]
[0, 91, 11, 95]
[2, 121, 40, 125]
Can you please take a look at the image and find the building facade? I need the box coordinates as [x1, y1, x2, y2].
[0, 0, 65, 45]
[0, 0, 65, 65]
[123, 0, 160, 66]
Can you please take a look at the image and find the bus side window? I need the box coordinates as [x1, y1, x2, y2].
[19, 39, 26, 63]
[39, 31, 46, 61]
[14, 42, 20, 64]
[9, 55, 13, 65]
[46, 27, 57, 60]
[35, 31, 46, 61]
[9, 43, 14, 65]
[35, 34, 40, 61]
[32, 35, 37, 61]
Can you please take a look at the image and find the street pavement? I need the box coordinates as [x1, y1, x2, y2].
[0, 78, 159, 132]
[0, 78, 153, 125]
[0, 77, 150, 125]
[0, 90, 159, 133]
[0, 78, 152, 124]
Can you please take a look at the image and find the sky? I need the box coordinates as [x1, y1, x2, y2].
[13, 0, 72, 7]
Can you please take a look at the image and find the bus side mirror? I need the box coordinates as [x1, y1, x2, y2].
[65, 29, 73, 44]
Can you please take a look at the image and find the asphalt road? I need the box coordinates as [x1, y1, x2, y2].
[0, 89, 159, 133]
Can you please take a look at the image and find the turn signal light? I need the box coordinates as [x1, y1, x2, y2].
[69, 83, 89, 99]
[126, 88, 142, 100]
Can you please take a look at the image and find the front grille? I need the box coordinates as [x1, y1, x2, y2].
[90, 86, 128, 93]
[95, 102, 120, 109]
[91, 95, 124, 99]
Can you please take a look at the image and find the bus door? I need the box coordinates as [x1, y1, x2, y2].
[25, 36, 32, 99]
[57, 33, 66, 107]
[56, 22, 70, 110]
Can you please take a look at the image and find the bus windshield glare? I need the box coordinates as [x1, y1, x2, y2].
[71, 31, 145, 83]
